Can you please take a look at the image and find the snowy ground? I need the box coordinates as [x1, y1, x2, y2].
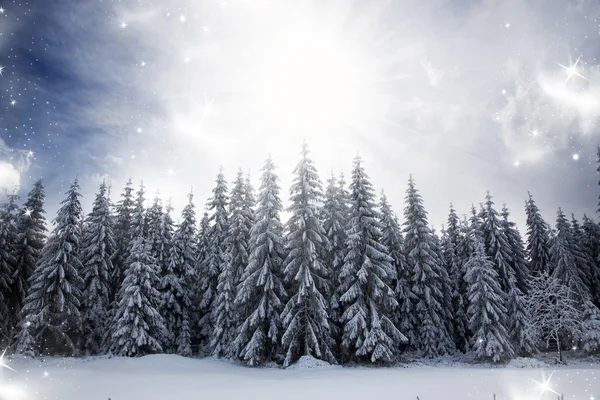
[0, 354, 598, 400]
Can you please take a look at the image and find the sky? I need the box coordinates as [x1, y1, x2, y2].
[0, 0, 599, 232]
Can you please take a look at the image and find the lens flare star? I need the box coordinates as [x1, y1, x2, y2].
[556, 55, 589, 84]
[0, 65, 5, 77]
[0, 348, 16, 372]
[530, 372, 560, 400]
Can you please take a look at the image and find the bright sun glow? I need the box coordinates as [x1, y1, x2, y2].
[250, 24, 367, 135]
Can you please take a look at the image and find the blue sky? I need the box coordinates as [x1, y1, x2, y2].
[1, 0, 599, 231]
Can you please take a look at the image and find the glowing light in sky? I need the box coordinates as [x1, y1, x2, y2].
[573, 153, 579, 161]
[10, 99, 16, 106]
[0, 65, 5, 77]
[120, 21, 128, 29]
[556, 55, 588, 84]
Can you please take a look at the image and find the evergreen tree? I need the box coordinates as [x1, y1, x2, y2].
[281, 144, 335, 367]
[441, 204, 468, 352]
[10, 180, 47, 337]
[464, 240, 514, 362]
[232, 157, 287, 365]
[501, 205, 531, 294]
[163, 192, 197, 356]
[570, 215, 599, 304]
[323, 173, 349, 351]
[130, 182, 147, 240]
[581, 215, 600, 306]
[80, 181, 115, 354]
[506, 279, 537, 356]
[0, 191, 19, 340]
[229, 169, 253, 288]
[108, 237, 165, 356]
[551, 208, 590, 303]
[20, 179, 84, 355]
[201, 169, 235, 356]
[402, 176, 454, 357]
[582, 299, 600, 353]
[193, 211, 211, 344]
[111, 179, 135, 299]
[338, 156, 406, 363]
[525, 193, 552, 275]
[481, 192, 515, 293]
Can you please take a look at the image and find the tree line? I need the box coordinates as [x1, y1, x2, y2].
[0, 143, 599, 366]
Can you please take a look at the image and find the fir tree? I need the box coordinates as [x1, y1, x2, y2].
[481, 192, 515, 293]
[193, 211, 211, 344]
[80, 181, 116, 354]
[402, 176, 454, 357]
[10, 180, 46, 339]
[501, 205, 531, 294]
[130, 182, 147, 240]
[570, 215, 599, 304]
[338, 156, 406, 363]
[201, 169, 234, 356]
[582, 299, 600, 354]
[506, 280, 537, 356]
[233, 157, 287, 366]
[20, 179, 84, 355]
[323, 173, 349, 351]
[0, 191, 19, 340]
[163, 192, 197, 356]
[109, 237, 165, 356]
[442, 204, 468, 352]
[464, 240, 514, 362]
[229, 169, 253, 288]
[111, 179, 135, 300]
[281, 144, 335, 367]
[525, 193, 552, 275]
[551, 208, 590, 303]
[581, 215, 600, 306]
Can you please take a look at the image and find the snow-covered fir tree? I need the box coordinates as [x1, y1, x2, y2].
[481, 192, 515, 294]
[228, 169, 253, 288]
[551, 208, 590, 303]
[161, 192, 197, 356]
[111, 179, 135, 299]
[501, 205, 531, 294]
[108, 236, 165, 356]
[80, 181, 116, 354]
[281, 144, 335, 367]
[193, 211, 211, 344]
[232, 157, 287, 366]
[20, 179, 84, 355]
[0, 191, 19, 340]
[581, 299, 600, 354]
[323, 173, 349, 351]
[464, 239, 514, 362]
[570, 215, 598, 302]
[441, 204, 468, 352]
[402, 176, 454, 357]
[581, 215, 600, 305]
[525, 193, 552, 275]
[130, 182, 147, 240]
[10, 180, 46, 340]
[379, 191, 412, 349]
[338, 156, 406, 363]
[202, 169, 236, 357]
[506, 279, 537, 356]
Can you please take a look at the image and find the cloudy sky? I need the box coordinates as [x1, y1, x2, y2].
[0, 0, 599, 231]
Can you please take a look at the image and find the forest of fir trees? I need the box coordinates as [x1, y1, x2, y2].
[1, 143, 600, 366]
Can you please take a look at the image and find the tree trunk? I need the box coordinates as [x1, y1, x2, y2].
[556, 333, 562, 362]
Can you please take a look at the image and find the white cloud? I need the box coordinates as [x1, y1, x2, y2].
[0, 161, 20, 191]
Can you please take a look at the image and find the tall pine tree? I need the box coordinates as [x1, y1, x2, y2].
[80, 181, 116, 354]
[281, 144, 335, 367]
[20, 179, 84, 355]
[402, 176, 453, 357]
[111, 179, 135, 300]
[525, 193, 552, 275]
[338, 156, 406, 363]
[233, 157, 287, 365]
